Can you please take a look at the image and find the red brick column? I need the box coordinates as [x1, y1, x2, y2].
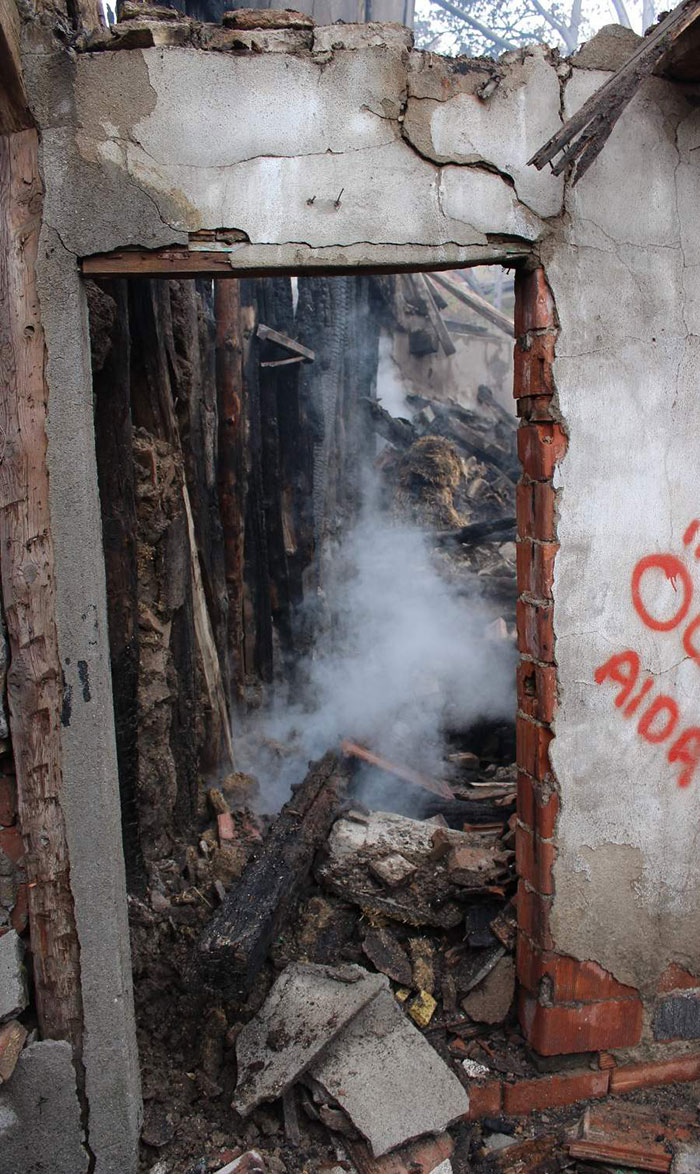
[513, 267, 643, 1056]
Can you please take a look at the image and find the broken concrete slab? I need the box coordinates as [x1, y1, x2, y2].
[309, 989, 469, 1156]
[461, 955, 515, 1024]
[0, 1041, 88, 1174]
[233, 963, 386, 1115]
[0, 931, 27, 1023]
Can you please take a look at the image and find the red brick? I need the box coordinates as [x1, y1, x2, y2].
[348, 1133, 454, 1174]
[464, 1079, 503, 1119]
[518, 423, 567, 481]
[517, 774, 559, 839]
[517, 661, 557, 725]
[0, 826, 23, 865]
[610, 1052, 700, 1094]
[516, 541, 558, 602]
[0, 776, 16, 827]
[516, 599, 555, 663]
[657, 963, 700, 993]
[516, 824, 555, 894]
[598, 1052, 617, 1069]
[516, 480, 556, 543]
[503, 1067, 609, 1115]
[517, 937, 639, 1002]
[515, 268, 556, 335]
[217, 812, 235, 844]
[517, 882, 554, 949]
[519, 990, 643, 1056]
[10, 883, 28, 934]
[516, 716, 552, 782]
[514, 334, 556, 399]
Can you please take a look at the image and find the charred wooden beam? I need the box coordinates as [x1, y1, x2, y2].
[341, 740, 455, 801]
[362, 397, 417, 449]
[418, 274, 457, 357]
[198, 752, 351, 997]
[428, 273, 514, 338]
[256, 322, 315, 362]
[528, 0, 700, 183]
[438, 516, 516, 546]
[215, 278, 247, 698]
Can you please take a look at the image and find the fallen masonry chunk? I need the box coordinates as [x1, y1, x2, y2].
[233, 962, 385, 1115]
[0, 1019, 27, 1083]
[461, 956, 515, 1025]
[0, 931, 27, 1023]
[317, 811, 506, 928]
[308, 989, 469, 1156]
[369, 854, 417, 889]
[222, 8, 314, 28]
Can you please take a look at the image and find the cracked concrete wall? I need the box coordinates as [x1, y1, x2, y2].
[547, 69, 700, 996]
[16, 23, 700, 1160]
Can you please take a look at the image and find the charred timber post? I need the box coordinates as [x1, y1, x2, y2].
[215, 278, 247, 698]
[0, 131, 84, 1050]
[198, 752, 351, 997]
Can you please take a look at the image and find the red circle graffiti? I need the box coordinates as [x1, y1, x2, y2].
[631, 555, 693, 632]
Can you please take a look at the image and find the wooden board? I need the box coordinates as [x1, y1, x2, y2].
[0, 130, 84, 1051]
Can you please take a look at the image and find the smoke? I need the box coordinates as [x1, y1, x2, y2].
[376, 332, 411, 420]
[235, 495, 516, 812]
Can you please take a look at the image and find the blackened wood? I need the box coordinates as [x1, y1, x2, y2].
[90, 278, 146, 892]
[215, 278, 247, 697]
[439, 516, 516, 546]
[242, 282, 274, 682]
[198, 752, 350, 997]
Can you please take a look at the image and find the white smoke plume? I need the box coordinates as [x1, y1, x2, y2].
[236, 501, 515, 812]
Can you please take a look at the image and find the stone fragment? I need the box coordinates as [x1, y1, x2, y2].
[447, 845, 508, 887]
[408, 990, 437, 1028]
[0, 1019, 27, 1083]
[0, 1041, 88, 1173]
[369, 853, 416, 889]
[461, 956, 515, 1025]
[0, 932, 27, 1023]
[222, 8, 313, 28]
[312, 21, 413, 52]
[309, 989, 469, 1156]
[202, 26, 313, 51]
[362, 927, 412, 987]
[653, 992, 700, 1040]
[213, 1153, 266, 1174]
[409, 938, 435, 993]
[453, 942, 505, 997]
[233, 963, 385, 1115]
[570, 23, 642, 71]
[120, 0, 189, 19]
[672, 1144, 700, 1174]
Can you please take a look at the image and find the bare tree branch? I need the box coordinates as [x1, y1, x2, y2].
[429, 0, 520, 49]
[609, 0, 633, 27]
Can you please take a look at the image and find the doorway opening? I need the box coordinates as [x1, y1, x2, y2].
[87, 264, 519, 1171]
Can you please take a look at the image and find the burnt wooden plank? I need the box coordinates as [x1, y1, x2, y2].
[198, 752, 351, 997]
